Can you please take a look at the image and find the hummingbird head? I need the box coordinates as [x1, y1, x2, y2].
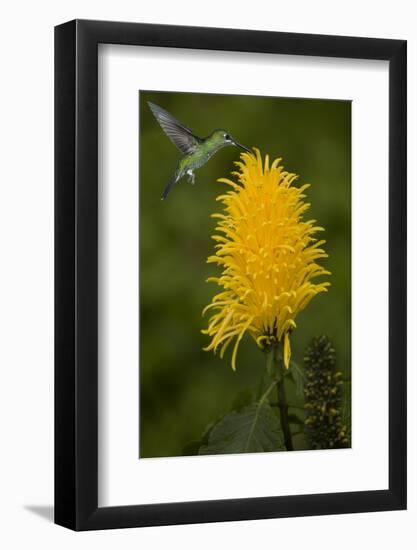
[210, 129, 251, 153]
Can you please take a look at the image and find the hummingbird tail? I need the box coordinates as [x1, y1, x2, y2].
[161, 173, 179, 200]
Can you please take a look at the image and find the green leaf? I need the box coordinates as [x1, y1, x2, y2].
[289, 360, 305, 397]
[199, 403, 285, 455]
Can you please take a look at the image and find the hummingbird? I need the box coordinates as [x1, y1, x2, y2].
[148, 102, 251, 200]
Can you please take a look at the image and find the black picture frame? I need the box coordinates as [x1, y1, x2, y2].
[55, 19, 407, 531]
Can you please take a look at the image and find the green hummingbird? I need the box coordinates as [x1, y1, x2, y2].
[148, 102, 251, 200]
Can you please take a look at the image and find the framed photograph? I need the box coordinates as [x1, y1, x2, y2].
[55, 19, 406, 530]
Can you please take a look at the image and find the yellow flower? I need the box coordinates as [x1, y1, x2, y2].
[202, 149, 330, 371]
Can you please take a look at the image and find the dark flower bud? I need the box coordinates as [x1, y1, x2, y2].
[304, 335, 350, 450]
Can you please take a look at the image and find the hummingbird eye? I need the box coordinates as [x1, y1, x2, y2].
[224, 133, 231, 141]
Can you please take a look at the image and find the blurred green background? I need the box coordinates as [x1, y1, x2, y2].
[139, 91, 351, 458]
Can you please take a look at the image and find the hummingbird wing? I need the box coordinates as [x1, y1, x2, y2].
[148, 102, 201, 155]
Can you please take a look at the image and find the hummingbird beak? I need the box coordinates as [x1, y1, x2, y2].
[233, 140, 252, 154]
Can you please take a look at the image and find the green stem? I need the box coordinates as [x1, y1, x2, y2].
[274, 344, 293, 451]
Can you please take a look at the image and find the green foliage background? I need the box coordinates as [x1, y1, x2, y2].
[139, 91, 351, 458]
